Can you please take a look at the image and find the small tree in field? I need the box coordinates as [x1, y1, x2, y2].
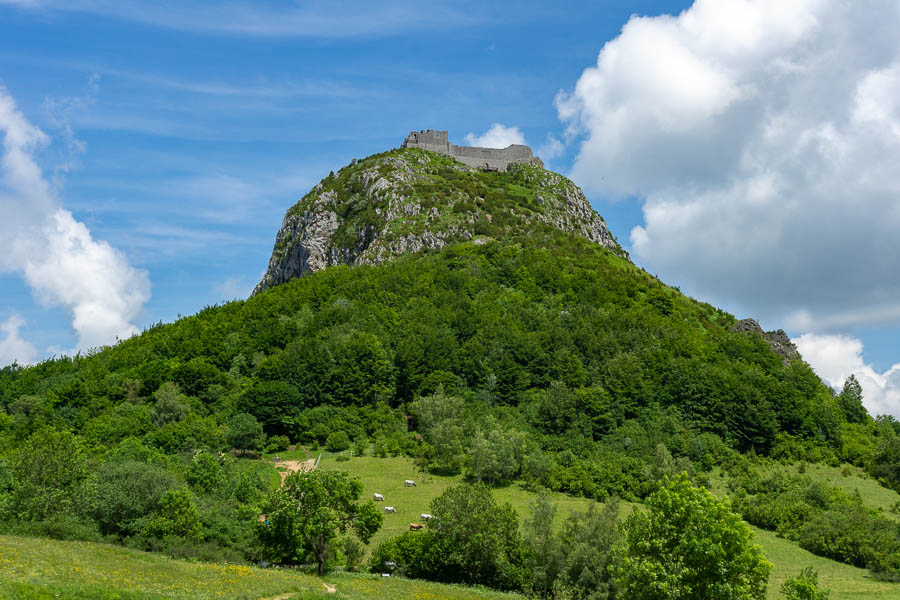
[615, 473, 771, 600]
[260, 469, 382, 574]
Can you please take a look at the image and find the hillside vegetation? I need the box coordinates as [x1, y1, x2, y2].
[2, 150, 900, 597]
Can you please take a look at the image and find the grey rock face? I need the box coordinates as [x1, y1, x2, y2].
[254, 148, 622, 295]
[731, 318, 801, 364]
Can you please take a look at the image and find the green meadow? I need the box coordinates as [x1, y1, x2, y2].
[2, 454, 899, 599]
[317, 454, 900, 600]
[0, 534, 522, 600]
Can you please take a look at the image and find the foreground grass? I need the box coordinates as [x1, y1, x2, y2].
[0, 535, 522, 600]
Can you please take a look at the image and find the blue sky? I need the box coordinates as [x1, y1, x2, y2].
[1, 1, 899, 416]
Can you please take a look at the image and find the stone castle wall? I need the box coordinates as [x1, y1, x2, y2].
[401, 129, 543, 171]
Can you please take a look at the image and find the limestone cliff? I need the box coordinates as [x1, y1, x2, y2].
[254, 147, 623, 294]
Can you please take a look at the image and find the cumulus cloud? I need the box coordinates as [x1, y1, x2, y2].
[795, 333, 900, 419]
[464, 123, 526, 149]
[557, 0, 900, 332]
[0, 84, 150, 359]
[0, 315, 38, 366]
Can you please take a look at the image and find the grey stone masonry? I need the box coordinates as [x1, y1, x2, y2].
[401, 129, 544, 171]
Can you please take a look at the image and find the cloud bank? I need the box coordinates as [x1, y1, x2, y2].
[795, 333, 900, 419]
[557, 0, 900, 332]
[0, 84, 149, 362]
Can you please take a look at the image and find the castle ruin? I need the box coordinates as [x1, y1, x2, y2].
[401, 129, 544, 172]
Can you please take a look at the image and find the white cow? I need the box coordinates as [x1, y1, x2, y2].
[404, 479, 416, 487]
[374, 493, 385, 502]
[384, 506, 397, 514]
[420, 513, 433, 520]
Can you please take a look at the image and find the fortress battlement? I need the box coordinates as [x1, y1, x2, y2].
[401, 129, 543, 171]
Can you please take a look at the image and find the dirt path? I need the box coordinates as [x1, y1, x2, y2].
[257, 582, 333, 600]
[274, 457, 316, 486]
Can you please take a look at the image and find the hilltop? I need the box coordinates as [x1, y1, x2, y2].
[255, 145, 620, 293]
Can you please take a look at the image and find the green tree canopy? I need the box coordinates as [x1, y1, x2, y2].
[260, 469, 381, 574]
[226, 413, 265, 454]
[838, 375, 867, 424]
[425, 482, 524, 590]
[615, 473, 771, 600]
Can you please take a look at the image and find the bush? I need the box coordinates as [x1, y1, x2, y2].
[265, 434, 291, 453]
[326, 431, 351, 452]
[86, 459, 178, 536]
[781, 567, 830, 599]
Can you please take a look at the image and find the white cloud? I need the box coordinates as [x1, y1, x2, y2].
[0, 84, 150, 359]
[464, 123, 527, 149]
[557, 0, 900, 333]
[0, 315, 38, 366]
[536, 134, 565, 161]
[795, 333, 900, 419]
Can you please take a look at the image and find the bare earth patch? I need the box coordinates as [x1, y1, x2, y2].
[275, 458, 317, 485]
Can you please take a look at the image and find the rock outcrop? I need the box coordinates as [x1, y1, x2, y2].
[254, 147, 623, 294]
[731, 318, 801, 364]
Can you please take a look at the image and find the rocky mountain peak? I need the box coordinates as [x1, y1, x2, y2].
[254, 147, 624, 294]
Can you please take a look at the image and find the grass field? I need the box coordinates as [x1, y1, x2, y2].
[706, 461, 900, 520]
[315, 454, 607, 551]
[0, 534, 523, 600]
[318, 454, 900, 600]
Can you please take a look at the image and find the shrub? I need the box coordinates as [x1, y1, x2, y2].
[265, 434, 291, 453]
[326, 431, 351, 452]
[781, 567, 830, 599]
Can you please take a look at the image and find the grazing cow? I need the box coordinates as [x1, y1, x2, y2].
[420, 513, 433, 520]
[404, 479, 416, 487]
[374, 493, 385, 501]
[384, 506, 396, 514]
[409, 523, 423, 530]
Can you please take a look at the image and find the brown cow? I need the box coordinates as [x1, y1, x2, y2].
[409, 523, 423, 531]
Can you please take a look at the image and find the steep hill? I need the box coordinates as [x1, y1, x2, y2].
[255, 148, 621, 293]
[2, 146, 899, 592]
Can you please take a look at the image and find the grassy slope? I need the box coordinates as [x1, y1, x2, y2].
[3, 455, 899, 599]
[315, 454, 606, 551]
[707, 462, 900, 519]
[317, 455, 900, 600]
[0, 535, 521, 600]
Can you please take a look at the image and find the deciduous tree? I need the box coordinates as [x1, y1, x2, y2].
[615, 473, 771, 600]
[260, 469, 381, 574]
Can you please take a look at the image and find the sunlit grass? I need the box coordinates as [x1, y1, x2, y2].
[0, 534, 522, 600]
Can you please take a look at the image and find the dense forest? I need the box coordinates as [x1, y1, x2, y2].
[3, 161, 900, 596]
